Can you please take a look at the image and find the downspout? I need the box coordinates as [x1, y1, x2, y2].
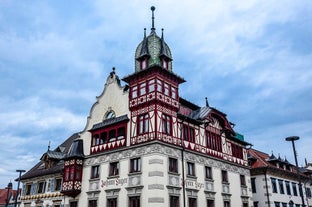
[264, 167, 271, 207]
[181, 146, 186, 207]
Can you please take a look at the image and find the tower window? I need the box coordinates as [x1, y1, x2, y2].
[138, 113, 149, 134]
[139, 82, 146, 96]
[171, 86, 177, 99]
[162, 114, 172, 135]
[157, 79, 162, 92]
[148, 79, 155, 92]
[164, 83, 169, 96]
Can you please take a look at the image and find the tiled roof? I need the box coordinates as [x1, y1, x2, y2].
[20, 133, 79, 181]
[91, 115, 129, 130]
[0, 189, 18, 205]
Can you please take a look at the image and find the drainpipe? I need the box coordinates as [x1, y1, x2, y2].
[181, 146, 186, 207]
[264, 167, 271, 207]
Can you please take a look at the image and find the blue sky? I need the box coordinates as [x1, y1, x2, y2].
[1, 0, 312, 188]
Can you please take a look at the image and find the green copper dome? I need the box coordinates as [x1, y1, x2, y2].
[135, 29, 172, 72]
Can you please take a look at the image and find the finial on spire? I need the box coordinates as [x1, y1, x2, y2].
[151, 6, 156, 30]
[205, 97, 209, 107]
[48, 141, 51, 151]
[144, 28, 147, 37]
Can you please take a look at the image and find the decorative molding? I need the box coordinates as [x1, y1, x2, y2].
[148, 184, 164, 190]
[149, 158, 164, 164]
[148, 197, 164, 203]
[148, 171, 164, 177]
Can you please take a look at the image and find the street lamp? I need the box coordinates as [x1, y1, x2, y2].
[14, 169, 25, 207]
[285, 136, 305, 207]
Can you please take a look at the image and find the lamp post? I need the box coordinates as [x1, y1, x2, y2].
[14, 169, 25, 207]
[5, 182, 12, 207]
[285, 136, 305, 207]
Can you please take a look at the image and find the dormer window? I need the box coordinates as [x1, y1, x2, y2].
[140, 59, 148, 70]
[162, 59, 168, 69]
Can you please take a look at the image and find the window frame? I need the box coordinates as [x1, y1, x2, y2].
[130, 158, 141, 173]
[205, 166, 213, 180]
[107, 198, 117, 207]
[91, 165, 100, 179]
[170, 195, 179, 207]
[187, 162, 196, 177]
[109, 162, 120, 177]
[129, 196, 140, 207]
[138, 113, 149, 135]
[169, 157, 178, 174]
[221, 170, 228, 183]
[162, 114, 172, 135]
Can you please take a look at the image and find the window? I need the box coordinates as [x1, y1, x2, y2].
[64, 167, 70, 181]
[183, 125, 195, 142]
[130, 158, 141, 173]
[139, 82, 146, 96]
[189, 198, 197, 207]
[138, 113, 149, 134]
[170, 196, 179, 207]
[129, 196, 140, 207]
[271, 178, 277, 193]
[278, 179, 284, 194]
[70, 201, 78, 207]
[101, 132, 107, 144]
[171, 86, 177, 99]
[164, 83, 170, 96]
[91, 165, 100, 179]
[292, 182, 298, 196]
[109, 162, 119, 176]
[207, 199, 214, 207]
[107, 198, 117, 207]
[162, 114, 172, 135]
[157, 79, 162, 92]
[251, 178, 256, 193]
[70, 165, 75, 180]
[55, 178, 62, 191]
[285, 181, 291, 195]
[240, 175, 246, 186]
[187, 162, 195, 176]
[117, 127, 125, 139]
[92, 134, 100, 146]
[274, 202, 280, 207]
[132, 86, 138, 98]
[253, 201, 258, 207]
[169, 158, 178, 173]
[25, 184, 31, 195]
[108, 129, 116, 142]
[221, 170, 228, 183]
[205, 166, 213, 180]
[223, 200, 230, 207]
[89, 200, 97, 207]
[205, 129, 222, 152]
[148, 79, 155, 92]
[37, 181, 46, 194]
[243, 203, 248, 207]
[76, 165, 82, 180]
[306, 187, 312, 198]
[281, 203, 287, 207]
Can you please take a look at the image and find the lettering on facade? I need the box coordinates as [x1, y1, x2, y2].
[184, 179, 205, 189]
[101, 178, 128, 188]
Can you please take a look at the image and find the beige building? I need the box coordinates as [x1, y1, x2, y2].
[19, 7, 252, 207]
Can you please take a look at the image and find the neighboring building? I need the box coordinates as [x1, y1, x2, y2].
[19, 7, 252, 207]
[0, 183, 18, 207]
[19, 133, 81, 207]
[248, 148, 312, 207]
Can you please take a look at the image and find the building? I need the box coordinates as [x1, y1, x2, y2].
[19, 133, 80, 207]
[248, 148, 312, 207]
[0, 183, 18, 207]
[19, 7, 252, 207]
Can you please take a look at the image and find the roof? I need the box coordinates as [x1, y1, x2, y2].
[20, 133, 79, 181]
[90, 115, 129, 131]
[0, 189, 18, 205]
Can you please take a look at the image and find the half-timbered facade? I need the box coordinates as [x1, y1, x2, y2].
[19, 7, 252, 207]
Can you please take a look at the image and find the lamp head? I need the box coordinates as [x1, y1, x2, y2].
[285, 136, 300, 142]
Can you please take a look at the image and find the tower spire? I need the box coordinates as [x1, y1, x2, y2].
[151, 6, 155, 31]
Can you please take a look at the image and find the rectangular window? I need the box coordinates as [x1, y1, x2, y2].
[221, 170, 228, 183]
[240, 175, 246, 186]
[139, 82, 146, 96]
[37, 181, 46, 194]
[171, 86, 177, 99]
[224, 200, 230, 207]
[117, 127, 125, 139]
[278, 179, 284, 194]
[148, 79, 155, 92]
[285, 181, 291, 195]
[243, 203, 248, 207]
[271, 178, 277, 193]
[107, 198, 117, 207]
[25, 184, 31, 195]
[70, 201, 78, 207]
[253, 202, 258, 207]
[157, 79, 162, 92]
[164, 83, 170, 96]
[251, 178, 256, 193]
[306, 187, 312, 198]
[130, 158, 141, 173]
[183, 125, 195, 143]
[89, 200, 97, 207]
[162, 114, 172, 135]
[91, 165, 100, 179]
[292, 182, 298, 196]
[109, 162, 119, 176]
[170, 196, 179, 207]
[55, 178, 62, 191]
[207, 199, 214, 207]
[129, 196, 140, 207]
[132, 86, 138, 99]
[205, 130, 222, 152]
[169, 158, 178, 173]
[138, 113, 149, 134]
[188, 198, 197, 207]
[274, 202, 280, 207]
[281, 203, 287, 207]
[205, 166, 213, 180]
[187, 162, 195, 176]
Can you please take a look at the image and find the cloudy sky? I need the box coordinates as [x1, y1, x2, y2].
[1, 0, 312, 188]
